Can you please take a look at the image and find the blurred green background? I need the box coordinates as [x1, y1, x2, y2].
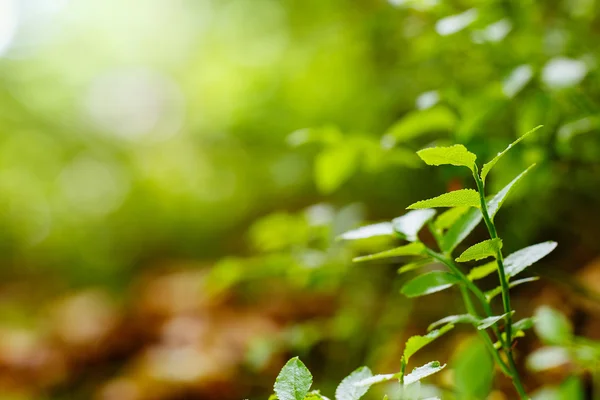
[0, 0, 599, 399]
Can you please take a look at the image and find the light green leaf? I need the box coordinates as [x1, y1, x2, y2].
[434, 207, 469, 232]
[534, 306, 573, 345]
[353, 242, 426, 262]
[467, 261, 497, 281]
[335, 366, 373, 400]
[440, 208, 482, 253]
[274, 357, 313, 400]
[453, 337, 494, 399]
[487, 164, 536, 220]
[400, 271, 460, 298]
[481, 125, 542, 182]
[513, 317, 536, 331]
[456, 239, 502, 262]
[398, 258, 434, 275]
[403, 324, 454, 362]
[417, 144, 477, 171]
[392, 209, 437, 242]
[485, 277, 539, 301]
[558, 376, 585, 398]
[477, 311, 514, 330]
[504, 241, 557, 278]
[306, 390, 331, 400]
[382, 106, 458, 146]
[403, 361, 446, 385]
[427, 314, 478, 331]
[407, 189, 480, 210]
[315, 144, 359, 194]
[526, 346, 571, 372]
[353, 374, 397, 388]
[338, 222, 394, 241]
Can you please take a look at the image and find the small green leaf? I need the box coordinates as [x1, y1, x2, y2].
[485, 277, 539, 301]
[407, 189, 480, 210]
[353, 242, 426, 262]
[338, 222, 394, 241]
[403, 324, 454, 362]
[456, 239, 502, 262]
[382, 106, 458, 146]
[487, 164, 536, 220]
[504, 241, 557, 278]
[513, 317, 536, 331]
[274, 357, 313, 400]
[398, 258, 434, 274]
[315, 144, 359, 194]
[477, 311, 514, 330]
[467, 261, 497, 281]
[440, 208, 482, 253]
[392, 209, 437, 242]
[534, 306, 573, 345]
[401, 271, 460, 298]
[480, 125, 542, 182]
[434, 207, 469, 232]
[427, 314, 478, 331]
[335, 366, 373, 400]
[403, 361, 446, 385]
[417, 144, 477, 171]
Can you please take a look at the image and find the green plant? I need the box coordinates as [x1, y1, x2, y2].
[269, 126, 559, 399]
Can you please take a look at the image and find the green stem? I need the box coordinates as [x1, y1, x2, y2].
[473, 168, 529, 399]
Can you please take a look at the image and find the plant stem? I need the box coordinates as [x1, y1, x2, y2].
[473, 169, 529, 399]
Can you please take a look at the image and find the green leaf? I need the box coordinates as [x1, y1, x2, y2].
[480, 125, 542, 182]
[534, 306, 573, 345]
[453, 337, 494, 399]
[477, 311, 514, 330]
[456, 239, 502, 262]
[403, 324, 454, 362]
[353, 242, 426, 262]
[353, 374, 397, 388]
[400, 271, 460, 298]
[427, 314, 478, 331]
[398, 258, 434, 275]
[440, 208, 482, 253]
[305, 390, 329, 400]
[335, 366, 373, 400]
[513, 317, 535, 331]
[403, 361, 446, 385]
[434, 207, 469, 232]
[487, 164, 536, 220]
[407, 189, 480, 210]
[417, 144, 477, 171]
[504, 241, 557, 278]
[274, 357, 313, 400]
[338, 222, 394, 241]
[467, 261, 497, 281]
[392, 209, 437, 242]
[315, 144, 359, 194]
[382, 106, 458, 146]
[526, 346, 571, 372]
[558, 376, 585, 399]
[485, 277, 539, 301]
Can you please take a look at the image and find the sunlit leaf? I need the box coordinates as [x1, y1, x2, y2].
[504, 241, 558, 278]
[400, 271, 460, 298]
[338, 222, 394, 241]
[403, 324, 454, 362]
[487, 164, 536, 220]
[434, 207, 469, 232]
[353, 242, 426, 262]
[534, 306, 573, 345]
[485, 277, 539, 301]
[353, 374, 397, 388]
[480, 125, 542, 182]
[335, 366, 373, 400]
[427, 314, 478, 331]
[392, 209, 437, 242]
[417, 144, 477, 171]
[467, 261, 497, 281]
[477, 311, 514, 330]
[407, 189, 480, 210]
[403, 361, 446, 385]
[315, 144, 360, 194]
[274, 357, 312, 400]
[456, 238, 502, 262]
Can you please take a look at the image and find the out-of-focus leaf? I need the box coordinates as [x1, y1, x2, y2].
[382, 106, 457, 147]
[353, 242, 425, 262]
[407, 189, 480, 210]
[453, 337, 494, 399]
[467, 261, 497, 281]
[400, 271, 460, 298]
[504, 241, 558, 278]
[487, 164, 536, 220]
[287, 126, 343, 147]
[534, 306, 573, 345]
[440, 208, 482, 253]
[558, 376, 585, 399]
[416, 145, 477, 171]
[427, 314, 478, 331]
[477, 311, 513, 330]
[392, 209, 437, 242]
[315, 144, 360, 194]
[456, 238, 502, 262]
[513, 317, 536, 331]
[434, 207, 469, 232]
[403, 361, 446, 385]
[335, 366, 372, 400]
[398, 258, 434, 274]
[485, 277, 539, 301]
[338, 222, 394, 241]
[526, 346, 571, 372]
[403, 324, 454, 362]
[274, 357, 312, 400]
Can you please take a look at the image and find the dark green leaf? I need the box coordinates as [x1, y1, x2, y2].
[401, 271, 460, 298]
[274, 357, 313, 400]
